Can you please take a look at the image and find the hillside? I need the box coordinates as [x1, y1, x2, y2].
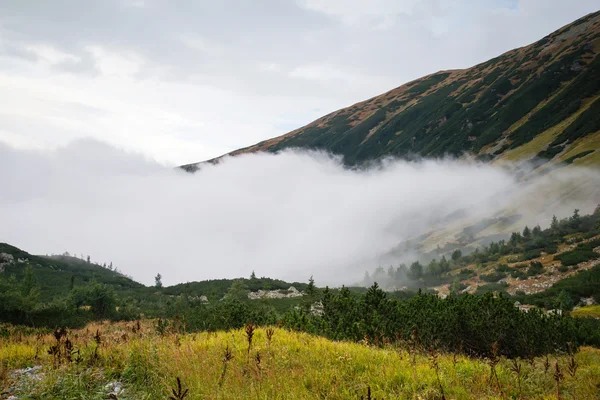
[0, 243, 143, 302]
[182, 11, 600, 171]
[363, 208, 600, 307]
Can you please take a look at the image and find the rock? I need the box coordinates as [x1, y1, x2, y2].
[10, 366, 43, 381]
[581, 297, 596, 306]
[247, 286, 305, 300]
[310, 302, 324, 316]
[105, 381, 124, 396]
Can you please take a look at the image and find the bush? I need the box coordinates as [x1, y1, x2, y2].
[480, 271, 507, 282]
[527, 262, 545, 276]
[556, 249, 598, 266]
[284, 286, 597, 358]
[521, 249, 542, 261]
[557, 265, 569, 273]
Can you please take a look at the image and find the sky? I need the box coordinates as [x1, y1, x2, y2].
[1, 0, 599, 165]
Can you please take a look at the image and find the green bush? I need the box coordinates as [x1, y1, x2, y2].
[480, 271, 507, 282]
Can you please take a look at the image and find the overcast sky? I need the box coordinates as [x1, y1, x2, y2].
[1, 1, 598, 165]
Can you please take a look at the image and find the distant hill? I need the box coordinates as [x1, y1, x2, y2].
[182, 11, 600, 171]
[0, 243, 143, 301]
[0, 243, 311, 304]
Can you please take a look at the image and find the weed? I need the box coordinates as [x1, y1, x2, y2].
[169, 377, 189, 400]
[567, 342, 578, 377]
[361, 386, 376, 400]
[89, 329, 102, 366]
[245, 323, 255, 356]
[254, 351, 261, 369]
[554, 361, 564, 399]
[0, 360, 7, 387]
[487, 342, 503, 396]
[218, 345, 234, 387]
[155, 318, 169, 336]
[93, 329, 102, 345]
[510, 358, 523, 399]
[47, 328, 77, 367]
[429, 347, 447, 400]
[266, 327, 274, 347]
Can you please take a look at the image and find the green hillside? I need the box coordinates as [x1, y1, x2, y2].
[182, 11, 600, 170]
[0, 243, 143, 302]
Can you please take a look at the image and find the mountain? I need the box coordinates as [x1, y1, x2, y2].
[182, 11, 600, 171]
[0, 243, 143, 301]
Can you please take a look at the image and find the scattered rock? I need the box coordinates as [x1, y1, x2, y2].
[248, 286, 304, 300]
[9, 366, 43, 381]
[105, 381, 124, 397]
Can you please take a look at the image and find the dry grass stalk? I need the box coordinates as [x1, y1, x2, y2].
[219, 345, 235, 387]
[245, 323, 255, 356]
[554, 361, 564, 399]
[487, 342, 504, 396]
[430, 347, 447, 400]
[567, 343, 578, 377]
[510, 358, 523, 399]
[169, 376, 189, 400]
[266, 327, 274, 347]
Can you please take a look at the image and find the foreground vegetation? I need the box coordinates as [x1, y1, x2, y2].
[2, 321, 600, 399]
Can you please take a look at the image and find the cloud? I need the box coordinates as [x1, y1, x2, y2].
[1, 140, 598, 287]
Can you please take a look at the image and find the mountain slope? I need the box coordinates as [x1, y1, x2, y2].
[182, 11, 600, 171]
[0, 243, 143, 301]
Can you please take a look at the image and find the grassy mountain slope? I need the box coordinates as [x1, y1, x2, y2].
[182, 11, 600, 171]
[0, 242, 311, 306]
[0, 243, 143, 301]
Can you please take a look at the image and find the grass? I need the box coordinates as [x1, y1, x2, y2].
[497, 96, 595, 163]
[2, 321, 600, 399]
[558, 129, 600, 165]
[572, 305, 600, 319]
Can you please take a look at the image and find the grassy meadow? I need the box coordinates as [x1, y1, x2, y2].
[1, 321, 600, 399]
[572, 305, 600, 319]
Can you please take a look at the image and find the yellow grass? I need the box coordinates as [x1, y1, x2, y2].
[1, 321, 600, 399]
[497, 96, 598, 163]
[572, 305, 600, 319]
[559, 130, 600, 164]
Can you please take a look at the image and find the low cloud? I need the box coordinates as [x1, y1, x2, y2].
[0, 139, 598, 286]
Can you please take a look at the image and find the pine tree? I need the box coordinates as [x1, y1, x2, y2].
[556, 290, 574, 312]
[155, 273, 163, 289]
[305, 276, 317, 298]
[409, 261, 423, 280]
[571, 209, 581, 228]
[452, 249, 462, 262]
[21, 265, 37, 297]
[551, 215, 559, 231]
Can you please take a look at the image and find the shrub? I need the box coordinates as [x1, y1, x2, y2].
[527, 262, 545, 276]
[481, 272, 508, 282]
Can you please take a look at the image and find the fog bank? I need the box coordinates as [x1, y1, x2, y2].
[0, 139, 598, 286]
